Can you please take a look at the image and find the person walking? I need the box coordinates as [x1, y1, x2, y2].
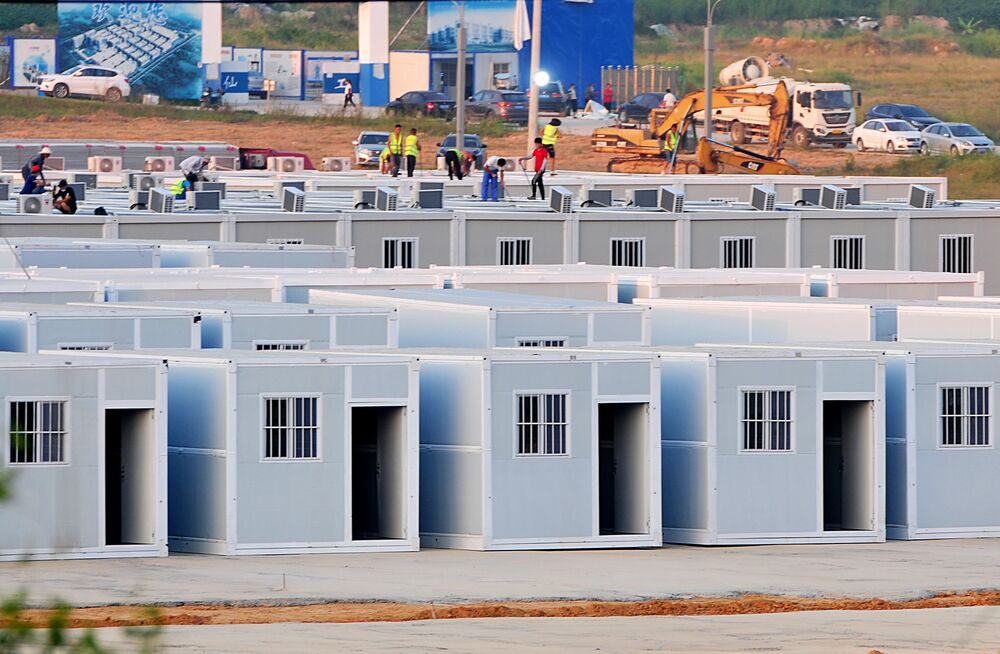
[343, 79, 355, 108]
[661, 87, 677, 111]
[21, 146, 50, 191]
[387, 124, 404, 178]
[565, 83, 577, 115]
[602, 82, 614, 110]
[480, 156, 506, 202]
[404, 128, 421, 178]
[518, 137, 548, 200]
[541, 117, 561, 175]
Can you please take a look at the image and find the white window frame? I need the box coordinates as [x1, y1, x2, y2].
[253, 340, 309, 351]
[939, 234, 973, 274]
[260, 394, 322, 462]
[514, 391, 570, 457]
[515, 337, 568, 348]
[382, 237, 419, 269]
[738, 387, 794, 453]
[720, 236, 755, 269]
[6, 398, 70, 466]
[938, 383, 992, 449]
[610, 237, 645, 267]
[56, 342, 114, 351]
[496, 237, 533, 266]
[829, 235, 866, 270]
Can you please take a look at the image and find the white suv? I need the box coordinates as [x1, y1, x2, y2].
[37, 65, 131, 102]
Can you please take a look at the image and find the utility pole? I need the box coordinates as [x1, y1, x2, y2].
[525, 0, 542, 149]
[455, 0, 466, 154]
[703, 0, 722, 139]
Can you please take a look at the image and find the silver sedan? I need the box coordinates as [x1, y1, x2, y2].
[920, 122, 995, 155]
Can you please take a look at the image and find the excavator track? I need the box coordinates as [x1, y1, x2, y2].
[606, 157, 702, 175]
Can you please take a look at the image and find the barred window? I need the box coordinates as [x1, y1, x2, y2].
[610, 238, 645, 267]
[721, 237, 755, 269]
[940, 235, 973, 274]
[263, 396, 319, 460]
[741, 390, 792, 452]
[383, 238, 417, 269]
[516, 393, 568, 455]
[941, 385, 990, 447]
[831, 236, 865, 270]
[255, 341, 307, 351]
[497, 238, 532, 266]
[9, 400, 67, 464]
[516, 338, 567, 348]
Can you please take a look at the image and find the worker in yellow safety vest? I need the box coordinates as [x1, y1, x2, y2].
[387, 123, 404, 178]
[541, 118, 561, 175]
[404, 128, 421, 178]
[661, 123, 680, 175]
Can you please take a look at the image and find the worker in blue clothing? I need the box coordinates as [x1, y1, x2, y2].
[480, 156, 507, 202]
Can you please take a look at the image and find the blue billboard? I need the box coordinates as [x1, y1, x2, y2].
[428, 0, 516, 52]
[58, 1, 203, 100]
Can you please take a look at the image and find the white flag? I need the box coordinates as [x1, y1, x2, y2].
[513, 0, 530, 51]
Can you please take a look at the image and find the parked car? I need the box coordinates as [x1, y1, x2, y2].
[617, 92, 664, 124]
[528, 81, 567, 115]
[920, 122, 996, 156]
[436, 133, 488, 168]
[385, 91, 455, 118]
[853, 119, 922, 153]
[864, 103, 941, 130]
[36, 65, 130, 101]
[465, 90, 529, 124]
[353, 131, 389, 168]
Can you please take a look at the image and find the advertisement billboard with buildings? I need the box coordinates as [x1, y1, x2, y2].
[262, 49, 303, 98]
[9, 38, 57, 88]
[428, 0, 515, 52]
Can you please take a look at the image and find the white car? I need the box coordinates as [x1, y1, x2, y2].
[853, 119, 921, 153]
[36, 65, 131, 102]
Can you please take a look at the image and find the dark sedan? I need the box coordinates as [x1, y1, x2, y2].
[466, 90, 529, 124]
[526, 81, 568, 115]
[617, 92, 664, 124]
[865, 103, 941, 130]
[385, 91, 455, 119]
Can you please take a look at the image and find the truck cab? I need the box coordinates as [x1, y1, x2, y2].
[787, 81, 856, 147]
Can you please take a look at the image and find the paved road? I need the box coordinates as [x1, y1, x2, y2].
[83, 606, 1000, 652]
[4, 539, 1000, 608]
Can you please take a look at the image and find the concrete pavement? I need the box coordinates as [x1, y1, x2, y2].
[4, 539, 1000, 608]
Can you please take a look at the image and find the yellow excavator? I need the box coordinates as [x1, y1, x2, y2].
[591, 82, 800, 175]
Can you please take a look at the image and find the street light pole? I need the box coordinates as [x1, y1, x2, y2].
[526, 0, 542, 149]
[703, 0, 721, 139]
[455, 0, 466, 153]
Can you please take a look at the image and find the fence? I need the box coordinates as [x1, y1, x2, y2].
[600, 66, 681, 108]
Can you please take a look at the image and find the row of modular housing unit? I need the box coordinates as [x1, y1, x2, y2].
[6, 285, 1000, 559]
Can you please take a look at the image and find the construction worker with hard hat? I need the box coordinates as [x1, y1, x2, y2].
[661, 123, 680, 175]
[541, 118, 560, 175]
[387, 124, 404, 178]
[404, 127, 421, 178]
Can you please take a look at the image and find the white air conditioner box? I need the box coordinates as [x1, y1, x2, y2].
[208, 156, 238, 171]
[17, 194, 53, 214]
[88, 156, 122, 173]
[322, 157, 352, 172]
[267, 156, 306, 173]
[143, 156, 176, 173]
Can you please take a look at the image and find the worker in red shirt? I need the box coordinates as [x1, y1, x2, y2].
[517, 137, 548, 200]
[602, 83, 614, 110]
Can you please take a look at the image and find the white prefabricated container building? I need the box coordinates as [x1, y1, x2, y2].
[158, 242, 355, 269]
[0, 303, 199, 353]
[0, 240, 161, 269]
[87, 349, 420, 555]
[0, 353, 167, 560]
[416, 349, 662, 550]
[309, 288, 650, 348]
[896, 302, 1000, 341]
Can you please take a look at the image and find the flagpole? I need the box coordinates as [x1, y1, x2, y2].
[455, 0, 466, 156]
[525, 0, 542, 150]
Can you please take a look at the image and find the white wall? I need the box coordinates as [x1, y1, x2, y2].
[390, 52, 431, 99]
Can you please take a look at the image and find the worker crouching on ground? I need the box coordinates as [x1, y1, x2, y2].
[170, 177, 192, 200]
[387, 124, 404, 178]
[52, 179, 77, 215]
[404, 128, 421, 178]
[444, 148, 473, 180]
[179, 155, 209, 185]
[379, 146, 393, 175]
[518, 137, 548, 200]
[20, 146, 50, 194]
[541, 118, 560, 175]
[480, 156, 507, 202]
[661, 123, 680, 175]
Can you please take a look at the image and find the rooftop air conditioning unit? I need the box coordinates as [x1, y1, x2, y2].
[274, 180, 305, 196]
[820, 184, 847, 210]
[267, 156, 305, 173]
[658, 186, 685, 213]
[0, 185, 9, 202]
[282, 187, 306, 212]
[751, 184, 776, 211]
[195, 181, 226, 199]
[583, 188, 613, 207]
[143, 156, 175, 172]
[208, 155, 238, 171]
[793, 187, 820, 206]
[419, 181, 445, 192]
[376, 186, 398, 211]
[67, 182, 86, 202]
[550, 186, 573, 213]
[845, 187, 862, 206]
[88, 156, 122, 173]
[246, 153, 266, 169]
[148, 187, 174, 213]
[416, 188, 443, 209]
[909, 184, 936, 209]
[17, 194, 52, 214]
[321, 156, 352, 172]
[131, 173, 159, 191]
[45, 156, 66, 171]
[129, 189, 149, 209]
[187, 190, 221, 211]
[626, 188, 658, 208]
[354, 189, 376, 209]
[72, 172, 98, 189]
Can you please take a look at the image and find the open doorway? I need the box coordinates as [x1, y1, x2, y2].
[105, 409, 156, 545]
[823, 400, 874, 531]
[598, 403, 649, 536]
[352, 406, 407, 540]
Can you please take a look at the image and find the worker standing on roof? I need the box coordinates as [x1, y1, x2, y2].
[20, 146, 50, 193]
[179, 155, 209, 186]
[661, 123, 680, 174]
[541, 118, 561, 176]
[387, 124, 404, 178]
[480, 156, 506, 202]
[517, 137, 548, 200]
[404, 128, 421, 178]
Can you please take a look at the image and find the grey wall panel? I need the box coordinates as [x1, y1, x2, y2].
[0, 463, 100, 551]
[715, 450, 818, 534]
[115, 288, 273, 302]
[592, 312, 644, 344]
[491, 457, 594, 539]
[910, 217, 1000, 292]
[597, 361, 651, 397]
[493, 312, 589, 347]
[36, 318, 135, 350]
[230, 315, 331, 349]
[660, 358, 708, 443]
[800, 217, 896, 270]
[396, 306, 487, 347]
[821, 359, 877, 394]
[915, 447, 1000, 529]
[420, 449, 483, 537]
[168, 451, 226, 542]
[118, 222, 223, 242]
[233, 219, 341, 247]
[335, 315, 390, 347]
[139, 316, 196, 348]
[465, 220, 566, 266]
[458, 281, 612, 302]
[168, 364, 228, 450]
[0, 318, 27, 351]
[690, 219, 786, 268]
[0, 223, 105, 239]
[351, 220, 453, 268]
[104, 366, 158, 403]
[886, 439, 908, 529]
[419, 361, 484, 448]
[351, 364, 409, 400]
[578, 220, 675, 267]
[661, 444, 708, 530]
